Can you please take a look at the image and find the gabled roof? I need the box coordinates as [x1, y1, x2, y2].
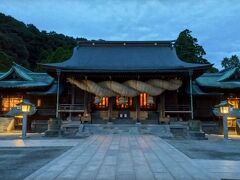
[27, 81, 64, 95]
[0, 63, 54, 89]
[187, 82, 223, 96]
[41, 41, 212, 73]
[0, 62, 33, 81]
[196, 67, 240, 89]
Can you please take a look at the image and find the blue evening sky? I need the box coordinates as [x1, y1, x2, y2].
[0, 0, 240, 69]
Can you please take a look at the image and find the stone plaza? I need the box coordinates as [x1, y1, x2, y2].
[1, 134, 240, 180]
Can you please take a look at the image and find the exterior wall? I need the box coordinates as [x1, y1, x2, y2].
[194, 96, 221, 120]
[59, 82, 192, 123]
[0, 92, 56, 132]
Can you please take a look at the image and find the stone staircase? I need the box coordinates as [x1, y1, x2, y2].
[75, 124, 173, 138]
[0, 117, 15, 132]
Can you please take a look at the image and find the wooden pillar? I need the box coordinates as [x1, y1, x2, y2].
[136, 96, 140, 123]
[84, 76, 88, 116]
[108, 97, 113, 122]
[189, 71, 194, 120]
[160, 93, 165, 118]
[71, 84, 75, 105]
[176, 89, 180, 121]
[56, 69, 61, 118]
[157, 100, 161, 124]
[69, 84, 75, 121]
[84, 91, 88, 115]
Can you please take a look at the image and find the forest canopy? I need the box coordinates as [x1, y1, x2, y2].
[0, 12, 86, 71]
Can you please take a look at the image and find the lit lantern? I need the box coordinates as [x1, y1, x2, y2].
[21, 104, 31, 113]
[214, 100, 233, 140]
[216, 100, 232, 115]
[220, 106, 230, 114]
[16, 99, 34, 113]
[16, 99, 35, 139]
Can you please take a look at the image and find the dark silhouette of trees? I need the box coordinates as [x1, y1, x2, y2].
[0, 13, 87, 71]
[221, 55, 240, 69]
[176, 29, 218, 72]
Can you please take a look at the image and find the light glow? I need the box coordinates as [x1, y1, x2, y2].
[37, 99, 41, 107]
[228, 98, 240, 109]
[1, 96, 23, 111]
[220, 106, 229, 114]
[21, 104, 31, 113]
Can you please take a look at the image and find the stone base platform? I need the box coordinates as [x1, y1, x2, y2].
[75, 124, 173, 138]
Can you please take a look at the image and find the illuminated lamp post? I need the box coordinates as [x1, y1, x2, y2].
[16, 99, 35, 139]
[215, 100, 233, 140]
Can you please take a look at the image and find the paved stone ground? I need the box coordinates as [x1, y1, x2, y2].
[22, 135, 240, 180]
[166, 135, 240, 161]
[1, 134, 240, 180]
[0, 146, 70, 180]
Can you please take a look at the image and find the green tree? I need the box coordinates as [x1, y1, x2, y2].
[0, 51, 12, 71]
[221, 55, 240, 69]
[176, 29, 208, 64]
[43, 47, 73, 63]
[176, 29, 218, 72]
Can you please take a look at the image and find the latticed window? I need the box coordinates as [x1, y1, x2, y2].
[140, 93, 147, 107]
[140, 93, 155, 110]
[95, 97, 109, 109]
[115, 96, 133, 109]
[1, 96, 23, 112]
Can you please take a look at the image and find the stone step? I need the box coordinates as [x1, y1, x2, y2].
[188, 131, 207, 140]
[0, 117, 14, 132]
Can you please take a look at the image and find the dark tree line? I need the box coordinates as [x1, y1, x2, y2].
[0, 13, 86, 71]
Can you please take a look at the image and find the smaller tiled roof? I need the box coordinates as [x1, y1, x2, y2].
[27, 81, 64, 95]
[0, 62, 54, 89]
[187, 82, 223, 96]
[196, 67, 240, 89]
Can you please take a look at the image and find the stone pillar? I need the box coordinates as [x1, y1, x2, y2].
[22, 113, 27, 139]
[223, 115, 229, 140]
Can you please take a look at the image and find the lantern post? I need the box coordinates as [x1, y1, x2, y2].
[215, 100, 232, 140]
[17, 99, 35, 139]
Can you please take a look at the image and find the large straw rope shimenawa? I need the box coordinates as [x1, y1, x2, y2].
[147, 79, 182, 91]
[67, 78, 116, 97]
[67, 78, 182, 97]
[124, 80, 164, 96]
[99, 81, 138, 97]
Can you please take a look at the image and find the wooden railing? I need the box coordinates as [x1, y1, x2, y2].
[58, 104, 85, 112]
[37, 108, 56, 116]
[165, 105, 191, 113]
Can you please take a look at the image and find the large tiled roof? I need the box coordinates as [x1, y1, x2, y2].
[41, 41, 211, 73]
[0, 63, 54, 89]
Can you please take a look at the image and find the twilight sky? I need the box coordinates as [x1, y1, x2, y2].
[0, 0, 240, 69]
